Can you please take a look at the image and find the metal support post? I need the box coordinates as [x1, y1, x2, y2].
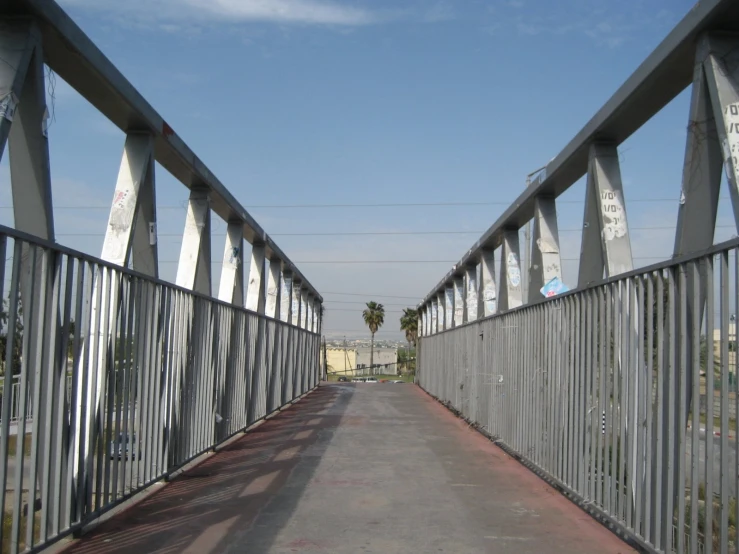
[217, 222, 245, 305]
[0, 20, 40, 162]
[291, 280, 302, 327]
[280, 271, 293, 323]
[453, 276, 464, 327]
[101, 133, 158, 273]
[431, 298, 438, 335]
[444, 287, 454, 330]
[528, 197, 562, 302]
[464, 265, 478, 323]
[578, 143, 633, 287]
[176, 188, 212, 296]
[478, 249, 497, 318]
[499, 231, 522, 311]
[265, 260, 281, 319]
[246, 244, 267, 313]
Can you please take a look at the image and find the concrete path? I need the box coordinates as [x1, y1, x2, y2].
[62, 383, 634, 554]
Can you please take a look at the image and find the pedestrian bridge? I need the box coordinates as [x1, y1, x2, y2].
[1, 0, 739, 553]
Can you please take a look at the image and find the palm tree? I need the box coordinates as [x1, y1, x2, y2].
[362, 302, 385, 375]
[400, 308, 418, 373]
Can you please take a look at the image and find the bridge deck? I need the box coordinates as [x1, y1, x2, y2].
[61, 384, 633, 554]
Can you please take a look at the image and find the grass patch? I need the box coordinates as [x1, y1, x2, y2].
[2, 509, 41, 553]
[5, 434, 32, 458]
[697, 413, 737, 432]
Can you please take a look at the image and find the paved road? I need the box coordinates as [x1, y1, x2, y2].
[685, 429, 737, 496]
[62, 383, 633, 554]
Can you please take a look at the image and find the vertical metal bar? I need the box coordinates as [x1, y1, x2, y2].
[676, 265, 688, 554]
[39, 251, 62, 544]
[645, 274, 654, 544]
[596, 286, 606, 509]
[704, 258, 715, 552]
[93, 267, 112, 512]
[618, 280, 628, 524]
[52, 255, 75, 536]
[689, 262, 700, 554]
[14, 245, 39, 551]
[719, 251, 730, 551]
[635, 277, 646, 538]
[654, 273, 665, 551]
[608, 284, 617, 516]
[665, 268, 677, 553]
[0, 240, 20, 551]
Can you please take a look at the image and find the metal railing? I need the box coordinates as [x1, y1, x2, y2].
[0, 227, 321, 553]
[419, 240, 739, 554]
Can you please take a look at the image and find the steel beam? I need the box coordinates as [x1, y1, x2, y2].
[217, 222, 244, 305]
[499, 231, 522, 311]
[478, 249, 497, 318]
[701, 33, 739, 230]
[418, 0, 739, 307]
[246, 244, 267, 314]
[464, 265, 478, 323]
[176, 188, 211, 295]
[528, 197, 562, 302]
[3, 0, 325, 300]
[578, 143, 634, 288]
[5, 28, 53, 241]
[453, 277, 464, 327]
[265, 260, 281, 319]
[674, 41, 723, 257]
[101, 133, 157, 274]
[291, 280, 302, 327]
[0, 19, 37, 162]
[444, 287, 453, 330]
[280, 271, 293, 323]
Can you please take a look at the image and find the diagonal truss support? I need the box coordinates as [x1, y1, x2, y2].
[528, 197, 562, 302]
[499, 231, 522, 312]
[578, 143, 634, 288]
[176, 188, 212, 296]
[101, 133, 158, 276]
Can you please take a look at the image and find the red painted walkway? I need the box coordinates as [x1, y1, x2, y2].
[61, 383, 634, 553]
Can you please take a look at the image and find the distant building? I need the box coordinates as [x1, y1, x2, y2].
[321, 346, 398, 376]
[322, 348, 356, 376]
[356, 348, 397, 373]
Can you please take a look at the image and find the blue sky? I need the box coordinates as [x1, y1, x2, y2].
[1, 0, 734, 339]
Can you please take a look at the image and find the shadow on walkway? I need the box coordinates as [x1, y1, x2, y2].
[63, 385, 352, 554]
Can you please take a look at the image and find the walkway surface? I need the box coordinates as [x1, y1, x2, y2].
[62, 383, 634, 554]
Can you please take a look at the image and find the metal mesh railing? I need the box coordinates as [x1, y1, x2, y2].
[419, 238, 739, 554]
[0, 226, 321, 553]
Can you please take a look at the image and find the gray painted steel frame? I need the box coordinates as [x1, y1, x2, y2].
[1, 0, 321, 303]
[419, 0, 739, 309]
[419, 238, 739, 554]
[0, 225, 321, 554]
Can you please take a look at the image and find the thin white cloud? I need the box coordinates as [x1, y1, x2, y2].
[423, 1, 455, 23]
[60, 0, 378, 26]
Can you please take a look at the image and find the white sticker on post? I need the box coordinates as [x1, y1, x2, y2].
[600, 189, 627, 240]
[0, 93, 19, 122]
[724, 102, 739, 188]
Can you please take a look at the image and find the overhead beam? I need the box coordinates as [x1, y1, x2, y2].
[417, 0, 739, 307]
[2, 0, 322, 302]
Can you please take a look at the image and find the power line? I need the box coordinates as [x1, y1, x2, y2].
[0, 197, 722, 211]
[322, 291, 420, 300]
[49, 225, 735, 239]
[323, 300, 412, 306]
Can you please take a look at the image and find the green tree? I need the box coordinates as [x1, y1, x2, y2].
[362, 302, 385, 375]
[400, 308, 418, 373]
